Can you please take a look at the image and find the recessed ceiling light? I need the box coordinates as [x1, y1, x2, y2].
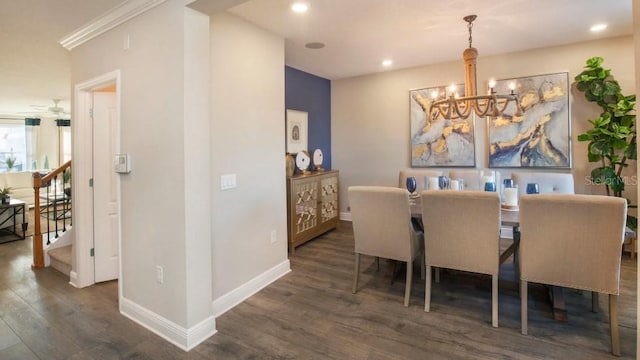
[305, 42, 325, 49]
[291, 3, 309, 13]
[382, 59, 393, 67]
[590, 23, 607, 32]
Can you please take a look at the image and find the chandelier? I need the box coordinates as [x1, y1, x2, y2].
[428, 15, 523, 121]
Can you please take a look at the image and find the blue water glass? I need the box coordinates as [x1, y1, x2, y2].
[503, 178, 514, 188]
[438, 175, 449, 190]
[526, 183, 540, 194]
[484, 181, 496, 192]
[406, 177, 417, 194]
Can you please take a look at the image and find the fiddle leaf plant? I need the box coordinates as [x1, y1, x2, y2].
[575, 56, 637, 230]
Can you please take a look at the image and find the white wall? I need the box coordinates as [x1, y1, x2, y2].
[68, 0, 288, 347]
[209, 12, 289, 300]
[70, 0, 212, 333]
[183, 6, 214, 330]
[333, 36, 636, 214]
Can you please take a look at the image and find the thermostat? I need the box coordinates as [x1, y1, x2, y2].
[114, 154, 131, 174]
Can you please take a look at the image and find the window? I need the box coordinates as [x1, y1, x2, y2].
[60, 126, 71, 163]
[0, 121, 27, 172]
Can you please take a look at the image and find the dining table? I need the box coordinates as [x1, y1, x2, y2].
[410, 193, 637, 322]
[409, 195, 569, 320]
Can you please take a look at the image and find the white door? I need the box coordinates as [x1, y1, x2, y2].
[93, 92, 119, 282]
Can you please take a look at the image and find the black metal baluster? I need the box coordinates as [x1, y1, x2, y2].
[45, 180, 51, 245]
[54, 175, 60, 238]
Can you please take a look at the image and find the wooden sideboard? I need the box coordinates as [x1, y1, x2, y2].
[286, 170, 339, 252]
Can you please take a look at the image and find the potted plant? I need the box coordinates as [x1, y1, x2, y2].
[574, 56, 637, 229]
[4, 156, 16, 172]
[0, 187, 12, 205]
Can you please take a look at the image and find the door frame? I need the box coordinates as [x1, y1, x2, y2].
[72, 70, 122, 300]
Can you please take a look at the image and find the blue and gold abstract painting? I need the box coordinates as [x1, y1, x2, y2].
[488, 72, 570, 168]
[410, 84, 475, 167]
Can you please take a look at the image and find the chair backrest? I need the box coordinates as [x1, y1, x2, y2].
[448, 169, 501, 191]
[421, 190, 501, 275]
[519, 194, 627, 294]
[348, 186, 416, 261]
[511, 172, 574, 194]
[398, 169, 443, 192]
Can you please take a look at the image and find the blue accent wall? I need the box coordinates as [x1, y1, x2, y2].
[285, 66, 331, 169]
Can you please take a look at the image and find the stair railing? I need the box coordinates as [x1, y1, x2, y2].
[32, 160, 72, 269]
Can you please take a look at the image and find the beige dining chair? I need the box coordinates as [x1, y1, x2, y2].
[508, 172, 574, 269]
[349, 186, 424, 307]
[421, 190, 502, 327]
[519, 194, 627, 356]
[398, 169, 443, 192]
[511, 172, 574, 194]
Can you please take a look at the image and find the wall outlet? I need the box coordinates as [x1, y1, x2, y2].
[156, 265, 163, 284]
[220, 174, 237, 190]
[270, 229, 277, 244]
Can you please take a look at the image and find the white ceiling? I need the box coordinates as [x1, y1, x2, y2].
[2, 0, 633, 116]
[0, 0, 123, 116]
[227, 0, 633, 79]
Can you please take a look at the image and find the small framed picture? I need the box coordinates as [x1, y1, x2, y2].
[286, 109, 308, 154]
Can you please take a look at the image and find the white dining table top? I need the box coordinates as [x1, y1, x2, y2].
[409, 195, 636, 237]
[409, 196, 519, 227]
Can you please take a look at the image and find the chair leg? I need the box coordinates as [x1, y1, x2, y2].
[375, 256, 380, 271]
[352, 253, 360, 294]
[390, 261, 398, 285]
[424, 265, 432, 312]
[521, 280, 528, 335]
[610, 294, 620, 356]
[435, 267, 440, 283]
[492, 274, 498, 328]
[404, 260, 413, 307]
[513, 226, 520, 265]
[592, 292, 599, 313]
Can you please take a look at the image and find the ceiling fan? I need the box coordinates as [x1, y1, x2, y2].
[19, 99, 70, 118]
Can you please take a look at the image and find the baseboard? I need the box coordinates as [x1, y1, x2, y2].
[120, 297, 216, 351]
[340, 212, 352, 221]
[212, 259, 290, 317]
[69, 271, 79, 288]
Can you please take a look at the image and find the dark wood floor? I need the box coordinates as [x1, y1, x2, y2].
[0, 221, 636, 359]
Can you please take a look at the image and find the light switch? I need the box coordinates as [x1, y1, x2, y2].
[220, 174, 237, 190]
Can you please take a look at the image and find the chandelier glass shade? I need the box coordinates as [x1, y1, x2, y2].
[428, 15, 523, 121]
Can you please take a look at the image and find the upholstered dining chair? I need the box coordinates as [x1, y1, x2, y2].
[349, 186, 424, 307]
[509, 172, 574, 270]
[398, 169, 443, 192]
[421, 190, 502, 327]
[511, 172, 574, 194]
[519, 194, 627, 356]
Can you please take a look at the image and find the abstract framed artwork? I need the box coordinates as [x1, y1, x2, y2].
[286, 109, 308, 154]
[488, 72, 571, 168]
[410, 84, 475, 167]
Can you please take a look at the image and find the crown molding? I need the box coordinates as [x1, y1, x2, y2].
[59, 0, 167, 50]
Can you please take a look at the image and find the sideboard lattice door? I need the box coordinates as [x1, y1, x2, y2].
[320, 175, 338, 223]
[293, 178, 318, 236]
